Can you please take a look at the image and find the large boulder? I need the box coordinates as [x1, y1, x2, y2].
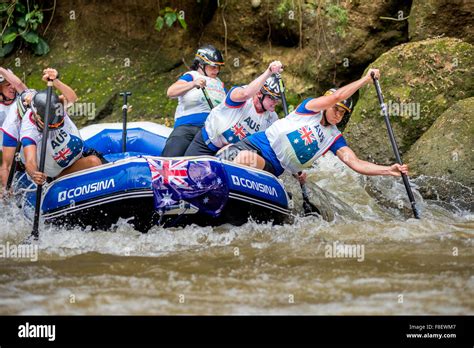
[408, 0, 474, 44]
[344, 37, 474, 164]
[405, 97, 473, 210]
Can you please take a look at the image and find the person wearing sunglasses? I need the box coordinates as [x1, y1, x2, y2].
[20, 69, 102, 185]
[219, 68, 408, 183]
[183, 61, 283, 157]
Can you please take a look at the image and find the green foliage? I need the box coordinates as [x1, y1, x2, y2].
[325, 3, 348, 37]
[0, 0, 50, 57]
[155, 7, 187, 32]
[275, 0, 294, 28]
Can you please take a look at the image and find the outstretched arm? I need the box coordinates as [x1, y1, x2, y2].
[230, 61, 283, 102]
[0, 67, 27, 94]
[42, 68, 78, 106]
[305, 68, 380, 113]
[336, 146, 408, 177]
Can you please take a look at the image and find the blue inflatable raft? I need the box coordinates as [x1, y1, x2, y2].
[14, 122, 292, 231]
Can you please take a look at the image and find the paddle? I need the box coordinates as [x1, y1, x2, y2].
[120, 91, 132, 152]
[31, 79, 54, 239]
[275, 73, 321, 216]
[5, 141, 22, 191]
[371, 72, 420, 219]
[200, 86, 214, 109]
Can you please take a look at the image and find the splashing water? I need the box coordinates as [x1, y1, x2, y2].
[0, 153, 472, 314]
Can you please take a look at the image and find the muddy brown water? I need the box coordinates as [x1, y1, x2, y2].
[0, 156, 472, 314]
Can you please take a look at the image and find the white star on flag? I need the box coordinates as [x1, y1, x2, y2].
[203, 197, 209, 204]
[161, 191, 174, 205]
[294, 139, 299, 144]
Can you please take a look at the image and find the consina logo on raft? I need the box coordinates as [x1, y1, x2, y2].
[231, 175, 278, 197]
[57, 179, 115, 202]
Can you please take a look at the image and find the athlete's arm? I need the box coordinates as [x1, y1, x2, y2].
[0, 67, 27, 94]
[167, 76, 206, 98]
[336, 146, 408, 177]
[23, 145, 47, 185]
[42, 68, 78, 106]
[230, 61, 283, 102]
[305, 69, 380, 114]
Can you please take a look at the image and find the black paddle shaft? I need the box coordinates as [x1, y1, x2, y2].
[371, 72, 420, 219]
[120, 92, 132, 152]
[275, 73, 289, 116]
[200, 86, 214, 109]
[32, 80, 54, 238]
[5, 140, 22, 191]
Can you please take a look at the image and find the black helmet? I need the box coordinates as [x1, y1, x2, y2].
[17, 89, 36, 120]
[31, 90, 65, 130]
[324, 88, 353, 131]
[260, 75, 281, 99]
[194, 44, 225, 67]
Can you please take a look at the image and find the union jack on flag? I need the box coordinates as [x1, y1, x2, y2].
[53, 148, 72, 162]
[298, 126, 317, 146]
[231, 123, 247, 140]
[148, 158, 189, 188]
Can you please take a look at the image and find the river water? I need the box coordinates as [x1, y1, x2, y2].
[0, 154, 472, 315]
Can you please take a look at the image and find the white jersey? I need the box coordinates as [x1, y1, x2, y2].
[204, 86, 278, 148]
[0, 101, 20, 143]
[0, 100, 17, 146]
[20, 110, 84, 178]
[174, 70, 226, 127]
[266, 100, 342, 174]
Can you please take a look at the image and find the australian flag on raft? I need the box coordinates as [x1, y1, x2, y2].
[146, 158, 229, 217]
[286, 126, 320, 164]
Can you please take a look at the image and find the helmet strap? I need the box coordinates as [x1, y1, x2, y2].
[321, 110, 329, 126]
[258, 95, 267, 112]
[0, 92, 15, 104]
[200, 63, 208, 77]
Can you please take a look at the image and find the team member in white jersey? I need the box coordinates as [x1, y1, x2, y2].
[184, 60, 283, 157]
[21, 75, 102, 185]
[161, 45, 227, 157]
[220, 69, 408, 182]
[0, 67, 29, 187]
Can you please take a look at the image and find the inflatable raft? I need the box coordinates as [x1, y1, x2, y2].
[14, 122, 292, 231]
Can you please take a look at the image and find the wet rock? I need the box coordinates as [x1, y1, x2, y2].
[298, 182, 363, 222]
[408, 0, 474, 44]
[344, 37, 474, 164]
[405, 97, 474, 210]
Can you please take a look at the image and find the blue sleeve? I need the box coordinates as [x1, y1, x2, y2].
[224, 86, 245, 108]
[178, 73, 194, 82]
[295, 98, 318, 115]
[330, 135, 347, 154]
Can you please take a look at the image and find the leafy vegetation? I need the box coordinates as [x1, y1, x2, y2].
[155, 7, 187, 32]
[325, 3, 348, 37]
[0, 0, 51, 57]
